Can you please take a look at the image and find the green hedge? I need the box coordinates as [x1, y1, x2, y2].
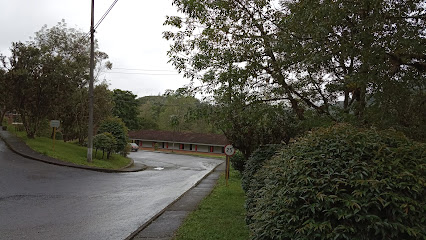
[246, 124, 426, 240]
[242, 144, 282, 192]
[230, 150, 246, 174]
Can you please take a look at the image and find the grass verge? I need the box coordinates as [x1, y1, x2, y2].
[12, 130, 131, 170]
[173, 168, 249, 240]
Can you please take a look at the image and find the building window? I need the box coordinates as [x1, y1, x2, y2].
[190, 144, 193, 151]
[222, 147, 225, 153]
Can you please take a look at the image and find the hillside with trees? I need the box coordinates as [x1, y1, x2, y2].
[137, 89, 217, 134]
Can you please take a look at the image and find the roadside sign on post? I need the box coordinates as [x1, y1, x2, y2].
[224, 144, 235, 186]
[50, 120, 60, 151]
[50, 120, 60, 128]
[224, 144, 235, 156]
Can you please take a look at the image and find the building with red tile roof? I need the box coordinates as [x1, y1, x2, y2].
[128, 130, 229, 154]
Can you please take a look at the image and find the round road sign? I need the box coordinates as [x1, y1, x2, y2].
[224, 144, 235, 156]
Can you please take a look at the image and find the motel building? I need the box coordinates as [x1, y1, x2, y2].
[128, 130, 229, 154]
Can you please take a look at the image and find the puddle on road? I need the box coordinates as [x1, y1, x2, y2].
[153, 167, 164, 171]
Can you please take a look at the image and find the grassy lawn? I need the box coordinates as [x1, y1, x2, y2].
[12, 130, 131, 170]
[173, 168, 249, 240]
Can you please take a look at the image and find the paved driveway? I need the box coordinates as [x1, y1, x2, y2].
[0, 140, 223, 240]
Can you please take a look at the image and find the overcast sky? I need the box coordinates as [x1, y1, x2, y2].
[0, 0, 189, 97]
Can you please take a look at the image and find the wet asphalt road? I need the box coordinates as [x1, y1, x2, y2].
[0, 139, 222, 240]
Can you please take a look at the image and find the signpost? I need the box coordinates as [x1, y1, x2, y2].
[224, 144, 235, 186]
[50, 120, 60, 151]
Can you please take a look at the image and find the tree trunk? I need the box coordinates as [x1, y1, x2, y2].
[355, 86, 367, 119]
[344, 89, 350, 113]
[0, 107, 6, 125]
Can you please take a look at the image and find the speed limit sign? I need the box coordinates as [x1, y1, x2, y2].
[224, 144, 235, 156]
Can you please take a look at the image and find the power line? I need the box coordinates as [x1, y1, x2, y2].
[94, 0, 119, 31]
[84, 0, 119, 38]
[106, 71, 179, 76]
[112, 67, 176, 72]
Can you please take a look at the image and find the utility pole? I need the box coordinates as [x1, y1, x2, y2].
[87, 0, 95, 162]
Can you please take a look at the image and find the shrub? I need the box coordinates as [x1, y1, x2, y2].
[247, 124, 426, 240]
[54, 131, 63, 140]
[230, 150, 245, 174]
[93, 132, 116, 159]
[98, 117, 128, 155]
[241, 144, 282, 193]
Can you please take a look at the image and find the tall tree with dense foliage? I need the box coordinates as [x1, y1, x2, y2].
[164, 0, 425, 140]
[61, 82, 114, 144]
[112, 89, 141, 130]
[4, 20, 112, 138]
[0, 64, 11, 125]
[7, 42, 54, 138]
[199, 86, 301, 159]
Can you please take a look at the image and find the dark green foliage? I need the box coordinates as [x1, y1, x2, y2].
[137, 92, 216, 133]
[247, 124, 426, 240]
[165, 0, 426, 142]
[204, 100, 301, 160]
[243, 144, 283, 229]
[93, 132, 116, 159]
[112, 89, 142, 130]
[241, 144, 281, 193]
[97, 117, 128, 155]
[54, 131, 63, 140]
[2, 21, 112, 140]
[230, 150, 245, 174]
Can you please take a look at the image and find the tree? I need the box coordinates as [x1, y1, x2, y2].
[61, 82, 114, 144]
[7, 42, 52, 138]
[97, 117, 129, 155]
[279, 0, 425, 121]
[164, 0, 425, 140]
[0, 64, 11, 125]
[5, 20, 112, 138]
[112, 89, 141, 130]
[93, 132, 116, 159]
[201, 91, 301, 159]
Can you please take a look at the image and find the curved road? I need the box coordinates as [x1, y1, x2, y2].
[0, 139, 222, 240]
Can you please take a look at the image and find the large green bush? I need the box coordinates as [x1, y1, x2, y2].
[242, 144, 282, 192]
[93, 132, 116, 159]
[98, 117, 128, 155]
[247, 124, 426, 240]
[230, 150, 246, 174]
